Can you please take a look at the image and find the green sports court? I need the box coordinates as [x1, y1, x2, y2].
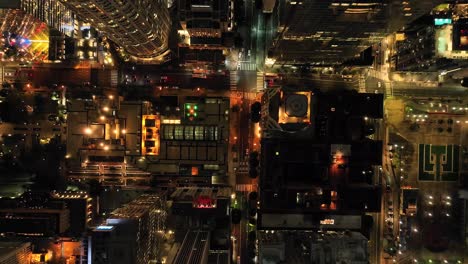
[418, 144, 459, 181]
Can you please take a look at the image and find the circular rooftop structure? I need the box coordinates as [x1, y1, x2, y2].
[285, 94, 308, 117]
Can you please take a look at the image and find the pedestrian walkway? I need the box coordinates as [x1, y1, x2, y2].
[256, 72, 264, 91]
[385, 81, 393, 98]
[230, 70, 238, 91]
[236, 184, 255, 192]
[359, 74, 366, 93]
[237, 61, 257, 71]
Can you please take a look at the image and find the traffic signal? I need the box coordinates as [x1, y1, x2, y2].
[185, 103, 198, 120]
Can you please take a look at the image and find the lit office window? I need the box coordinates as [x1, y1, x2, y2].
[184, 126, 194, 140]
[195, 126, 204, 140]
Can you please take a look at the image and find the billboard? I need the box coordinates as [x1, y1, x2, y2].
[0, 0, 21, 9]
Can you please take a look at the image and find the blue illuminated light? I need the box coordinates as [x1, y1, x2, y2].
[434, 18, 452, 26]
[96, 225, 114, 230]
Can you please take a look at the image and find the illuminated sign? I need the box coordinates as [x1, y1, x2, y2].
[96, 225, 114, 230]
[395, 33, 405, 42]
[185, 103, 199, 120]
[434, 18, 452, 26]
[320, 219, 335, 225]
[193, 195, 216, 209]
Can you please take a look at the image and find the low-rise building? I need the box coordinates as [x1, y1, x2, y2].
[148, 96, 230, 186]
[66, 96, 152, 187]
[0, 199, 69, 237]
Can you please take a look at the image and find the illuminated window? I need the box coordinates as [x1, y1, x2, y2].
[195, 126, 204, 140]
[203, 164, 219, 170]
[174, 126, 184, 140]
[184, 126, 194, 140]
[163, 125, 174, 140]
[205, 126, 214, 140]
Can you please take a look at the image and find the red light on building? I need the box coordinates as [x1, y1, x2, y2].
[193, 195, 216, 208]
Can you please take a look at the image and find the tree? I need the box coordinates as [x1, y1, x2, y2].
[248, 168, 258, 178]
[248, 191, 258, 200]
[88, 179, 104, 197]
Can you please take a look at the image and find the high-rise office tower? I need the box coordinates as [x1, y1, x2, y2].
[60, 0, 171, 63]
[269, 0, 444, 65]
[0, 0, 75, 36]
[90, 194, 166, 264]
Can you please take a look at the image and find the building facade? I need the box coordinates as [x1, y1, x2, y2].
[0, 242, 31, 264]
[269, 0, 444, 65]
[178, 0, 231, 48]
[90, 194, 166, 264]
[59, 0, 171, 63]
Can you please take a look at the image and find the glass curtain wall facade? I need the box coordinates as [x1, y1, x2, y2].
[59, 0, 171, 63]
[21, 0, 75, 36]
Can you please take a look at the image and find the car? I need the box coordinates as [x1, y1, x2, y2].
[249, 158, 259, 168]
[248, 191, 258, 200]
[248, 168, 258, 178]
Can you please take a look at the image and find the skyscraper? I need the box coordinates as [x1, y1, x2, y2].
[60, 0, 171, 63]
[91, 194, 166, 264]
[0, 0, 75, 36]
[269, 0, 444, 65]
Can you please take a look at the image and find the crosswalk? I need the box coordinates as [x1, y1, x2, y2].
[237, 61, 257, 71]
[359, 75, 366, 93]
[256, 72, 264, 91]
[229, 91, 259, 100]
[230, 70, 238, 91]
[385, 81, 393, 98]
[236, 184, 255, 192]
